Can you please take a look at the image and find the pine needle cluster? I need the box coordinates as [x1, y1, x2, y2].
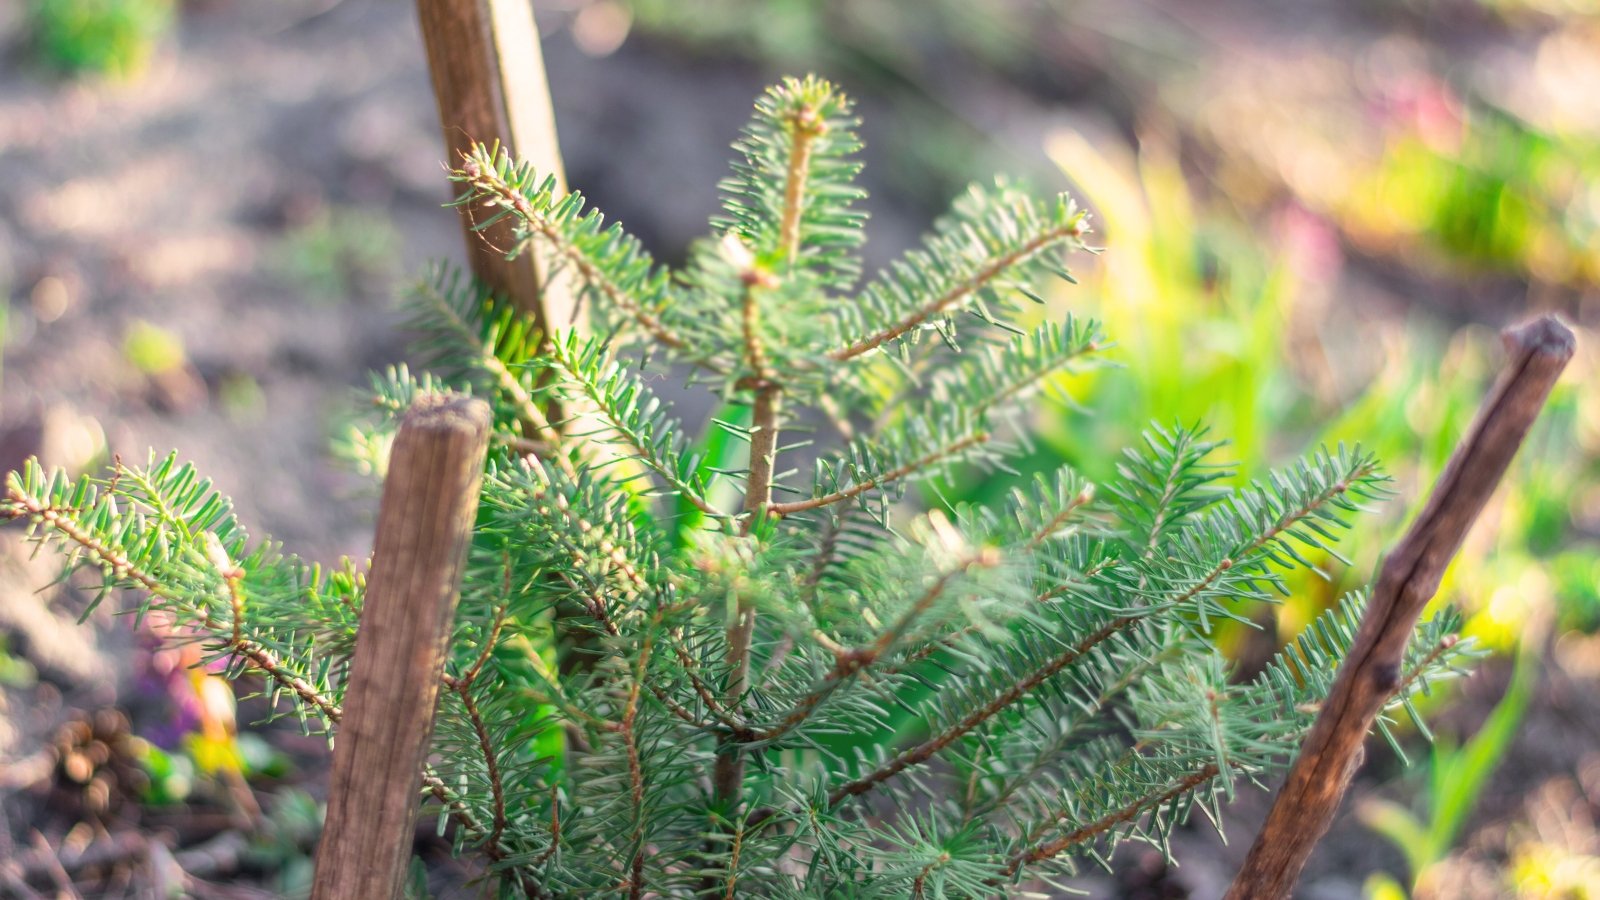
[2, 77, 1473, 897]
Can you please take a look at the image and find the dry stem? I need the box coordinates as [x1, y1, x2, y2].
[1226, 315, 1574, 899]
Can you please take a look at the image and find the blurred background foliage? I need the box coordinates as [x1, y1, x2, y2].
[25, 0, 175, 79]
[6, 0, 1597, 896]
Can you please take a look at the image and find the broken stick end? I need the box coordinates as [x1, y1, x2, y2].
[1504, 314, 1576, 361]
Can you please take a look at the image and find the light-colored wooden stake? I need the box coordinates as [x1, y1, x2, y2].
[311, 395, 491, 900]
[1226, 315, 1574, 899]
[416, 0, 577, 330]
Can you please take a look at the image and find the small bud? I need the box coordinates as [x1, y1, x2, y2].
[202, 533, 240, 578]
[1073, 483, 1096, 508]
[788, 103, 826, 137]
[719, 232, 777, 288]
[926, 509, 968, 556]
[719, 232, 755, 271]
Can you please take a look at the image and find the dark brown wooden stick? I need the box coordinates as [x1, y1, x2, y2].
[1226, 315, 1574, 899]
[311, 395, 491, 900]
[416, 0, 576, 329]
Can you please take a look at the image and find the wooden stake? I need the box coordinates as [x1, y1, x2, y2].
[416, 0, 577, 330]
[1226, 315, 1574, 899]
[311, 395, 491, 900]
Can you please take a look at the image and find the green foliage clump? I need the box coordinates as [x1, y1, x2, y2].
[271, 206, 403, 304]
[27, 0, 174, 79]
[122, 319, 186, 375]
[2, 77, 1474, 896]
[1345, 107, 1600, 288]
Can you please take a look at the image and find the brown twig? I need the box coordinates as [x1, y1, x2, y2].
[822, 520, 1258, 808]
[622, 631, 652, 899]
[703, 94, 827, 882]
[963, 637, 1191, 828]
[566, 571, 725, 733]
[722, 817, 746, 900]
[1026, 482, 1097, 551]
[797, 507, 848, 606]
[711, 384, 780, 812]
[456, 684, 509, 849]
[669, 638, 751, 733]
[883, 550, 1114, 680]
[911, 853, 949, 898]
[1225, 315, 1574, 900]
[541, 347, 725, 518]
[535, 785, 562, 866]
[809, 458, 1365, 816]
[777, 104, 821, 267]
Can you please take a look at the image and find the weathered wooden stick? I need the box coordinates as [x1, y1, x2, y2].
[310, 395, 491, 900]
[416, 0, 576, 329]
[1226, 315, 1574, 900]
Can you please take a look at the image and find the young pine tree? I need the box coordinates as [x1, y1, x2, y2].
[2, 77, 1471, 897]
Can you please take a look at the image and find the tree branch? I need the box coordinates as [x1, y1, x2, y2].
[621, 631, 652, 899]
[998, 764, 1220, 884]
[722, 817, 746, 900]
[451, 680, 508, 849]
[911, 853, 950, 898]
[885, 559, 1115, 678]
[777, 104, 822, 266]
[826, 615, 1140, 808]
[3, 493, 346, 725]
[4, 467, 546, 895]
[965, 637, 1190, 827]
[750, 549, 997, 744]
[741, 386, 784, 530]
[1226, 315, 1574, 900]
[711, 384, 783, 811]
[669, 637, 752, 734]
[828, 224, 1083, 362]
[1027, 483, 1097, 551]
[413, 276, 573, 473]
[707, 92, 828, 861]
[542, 345, 724, 518]
[456, 153, 698, 359]
[769, 431, 990, 516]
[820, 484, 1329, 811]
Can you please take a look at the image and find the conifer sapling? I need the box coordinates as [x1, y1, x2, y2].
[1, 76, 1474, 896]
